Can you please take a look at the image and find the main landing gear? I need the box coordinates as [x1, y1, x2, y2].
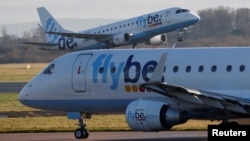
[219, 120, 239, 126]
[219, 110, 240, 126]
[132, 43, 137, 49]
[177, 31, 183, 41]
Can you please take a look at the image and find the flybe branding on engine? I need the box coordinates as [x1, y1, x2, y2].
[127, 111, 158, 121]
[92, 54, 164, 92]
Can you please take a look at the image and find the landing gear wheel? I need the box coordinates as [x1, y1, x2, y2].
[177, 36, 183, 41]
[74, 128, 89, 139]
[228, 121, 239, 126]
[219, 121, 239, 126]
[82, 128, 89, 139]
[74, 128, 83, 139]
[177, 32, 183, 41]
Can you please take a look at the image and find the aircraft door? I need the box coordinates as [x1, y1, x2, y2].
[72, 54, 91, 93]
[165, 11, 171, 23]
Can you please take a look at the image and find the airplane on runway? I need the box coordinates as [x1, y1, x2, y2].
[22, 7, 200, 51]
[19, 47, 250, 139]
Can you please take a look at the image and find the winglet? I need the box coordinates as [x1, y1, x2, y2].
[149, 52, 167, 82]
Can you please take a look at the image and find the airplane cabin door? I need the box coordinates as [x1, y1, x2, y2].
[165, 11, 171, 23]
[72, 54, 91, 93]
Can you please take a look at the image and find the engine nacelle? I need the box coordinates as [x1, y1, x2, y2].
[126, 100, 187, 131]
[146, 34, 167, 46]
[112, 33, 132, 46]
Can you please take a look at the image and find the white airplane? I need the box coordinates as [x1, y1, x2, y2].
[22, 7, 200, 51]
[19, 47, 250, 139]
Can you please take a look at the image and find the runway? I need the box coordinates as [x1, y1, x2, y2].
[0, 131, 207, 141]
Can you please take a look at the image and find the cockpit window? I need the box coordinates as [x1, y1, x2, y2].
[182, 9, 189, 12]
[176, 9, 190, 14]
[43, 64, 55, 74]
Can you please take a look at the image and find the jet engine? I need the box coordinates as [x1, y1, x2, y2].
[112, 33, 133, 46]
[126, 100, 187, 131]
[146, 34, 167, 46]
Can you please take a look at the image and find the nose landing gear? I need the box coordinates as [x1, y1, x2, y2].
[74, 117, 89, 139]
[68, 112, 91, 139]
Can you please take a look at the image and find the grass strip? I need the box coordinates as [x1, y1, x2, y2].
[0, 63, 47, 82]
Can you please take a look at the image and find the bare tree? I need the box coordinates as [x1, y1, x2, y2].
[233, 8, 250, 36]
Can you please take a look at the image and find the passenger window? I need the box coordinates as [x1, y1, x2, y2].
[111, 67, 116, 73]
[198, 65, 204, 72]
[211, 65, 217, 72]
[43, 64, 55, 75]
[226, 65, 232, 72]
[186, 66, 191, 73]
[239, 65, 245, 72]
[123, 67, 128, 72]
[173, 66, 178, 73]
[99, 67, 104, 73]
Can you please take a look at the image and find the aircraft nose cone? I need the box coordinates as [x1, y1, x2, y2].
[193, 13, 200, 22]
[18, 84, 31, 105]
[196, 15, 201, 22]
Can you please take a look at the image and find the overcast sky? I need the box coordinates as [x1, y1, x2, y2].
[0, 0, 249, 25]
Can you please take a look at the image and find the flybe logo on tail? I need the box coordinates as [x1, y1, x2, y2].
[92, 54, 163, 91]
[45, 18, 78, 50]
[45, 18, 60, 43]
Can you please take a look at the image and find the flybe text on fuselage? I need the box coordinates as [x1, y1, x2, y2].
[92, 54, 164, 91]
[136, 13, 163, 28]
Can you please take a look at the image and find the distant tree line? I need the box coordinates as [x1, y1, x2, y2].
[173, 6, 250, 47]
[1, 6, 250, 63]
[0, 27, 65, 63]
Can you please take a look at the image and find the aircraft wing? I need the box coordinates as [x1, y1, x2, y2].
[45, 31, 112, 41]
[141, 52, 250, 115]
[21, 41, 58, 46]
[141, 82, 250, 114]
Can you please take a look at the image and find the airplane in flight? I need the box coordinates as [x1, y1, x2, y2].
[22, 7, 200, 51]
[19, 47, 250, 139]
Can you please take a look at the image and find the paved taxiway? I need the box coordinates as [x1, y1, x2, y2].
[0, 131, 207, 141]
[0, 82, 25, 93]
